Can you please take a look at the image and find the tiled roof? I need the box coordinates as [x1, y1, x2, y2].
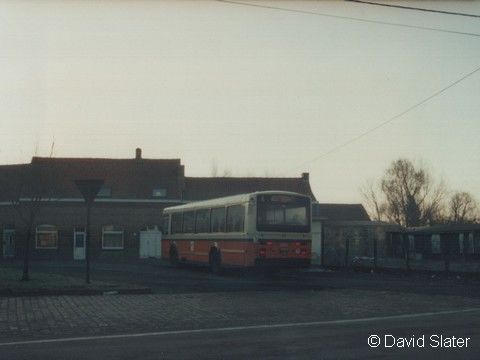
[312, 203, 370, 222]
[183, 175, 316, 201]
[0, 156, 184, 200]
[1, 155, 317, 203]
[0, 164, 30, 201]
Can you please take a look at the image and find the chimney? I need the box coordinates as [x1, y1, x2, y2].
[135, 148, 142, 160]
[301, 172, 309, 181]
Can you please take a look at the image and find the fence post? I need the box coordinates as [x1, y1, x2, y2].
[344, 235, 350, 269]
[444, 236, 450, 275]
[404, 235, 410, 273]
[373, 237, 378, 271]
[320, 223, 325, 267]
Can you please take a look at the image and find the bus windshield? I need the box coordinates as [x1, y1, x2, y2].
[256, 194, 310, 233]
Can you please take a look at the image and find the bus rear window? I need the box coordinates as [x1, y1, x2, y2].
[257, 195, 310, 233]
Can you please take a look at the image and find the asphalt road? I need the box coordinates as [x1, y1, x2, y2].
[2, 308, 479, 360]
[3, 261, 480, 359]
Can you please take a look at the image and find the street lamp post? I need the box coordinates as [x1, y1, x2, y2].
[75, 179, 104, 284]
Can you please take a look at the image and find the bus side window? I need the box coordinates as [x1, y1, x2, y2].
[183, 211, 195, 233]
[227, 205, 245, 233]
[162, 215, 169, 235]
[171, 213, 183, 234]
[211, 207, 226, 233]
[195, 209, 211, 233]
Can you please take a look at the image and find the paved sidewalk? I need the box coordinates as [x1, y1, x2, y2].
[1, 289, 480, 343]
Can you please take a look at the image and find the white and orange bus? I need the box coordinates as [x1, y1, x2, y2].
[161, 191, 311, 272]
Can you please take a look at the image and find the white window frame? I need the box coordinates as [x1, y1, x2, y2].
[97, 186, 111, 198]
[36, 225, 58, 249]
[102, 226, 124, 250]
[152, 188, 167, 198]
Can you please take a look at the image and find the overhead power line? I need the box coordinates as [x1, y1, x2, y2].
[346, 0, 480, 19]
[288, 64, 480, 172]
[216, 0, 480, 38]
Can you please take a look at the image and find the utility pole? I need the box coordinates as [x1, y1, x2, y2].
[75, 179, 104, 284]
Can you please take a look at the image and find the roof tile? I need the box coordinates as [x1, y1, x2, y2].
[183, 176, 316, 201]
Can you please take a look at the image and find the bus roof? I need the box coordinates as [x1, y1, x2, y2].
[163, 191, 310, 213]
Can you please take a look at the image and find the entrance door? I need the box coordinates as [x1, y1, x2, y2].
[139, 228, 162, 258]
[2, 230, 15, 258]
[73, 231, 86, 260]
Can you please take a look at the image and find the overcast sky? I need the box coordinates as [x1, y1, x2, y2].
[1, 1, 479, 203]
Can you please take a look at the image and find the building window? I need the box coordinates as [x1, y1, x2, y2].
[3, 227, 15, 258]
[463, 232, 474, 254]
[195, 209, 211, 233]
[183, 211, 195, 233]
[226, 205, 245, 233]
[97, 186, 111, 198]
[431, 234, 441, 254]
[473, 232, 480, 254]
[408, 235, 415, 253]
[152, 188, 167, 198]
[211, 207, 226, 233]
[36, 225, 58, 249]
[102, 225, 124, 250]
[459, 233, 465, 254]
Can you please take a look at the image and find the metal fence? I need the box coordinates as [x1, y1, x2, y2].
[321, 224, 480, 274]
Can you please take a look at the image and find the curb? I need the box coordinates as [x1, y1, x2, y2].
[0, 287, 152, 298]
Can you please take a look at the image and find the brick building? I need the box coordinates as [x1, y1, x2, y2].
[0, 149, 316, 261]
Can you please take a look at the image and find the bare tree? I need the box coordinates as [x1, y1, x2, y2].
[210, 159, 233, 177]
[360, 180, 387, 222]
[0, 149, 55, 281]
[362, 159, 446, 227]
[221, 168, 232, 177]
[210, 159, 218, 177]
[449, 191, 479, 224]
